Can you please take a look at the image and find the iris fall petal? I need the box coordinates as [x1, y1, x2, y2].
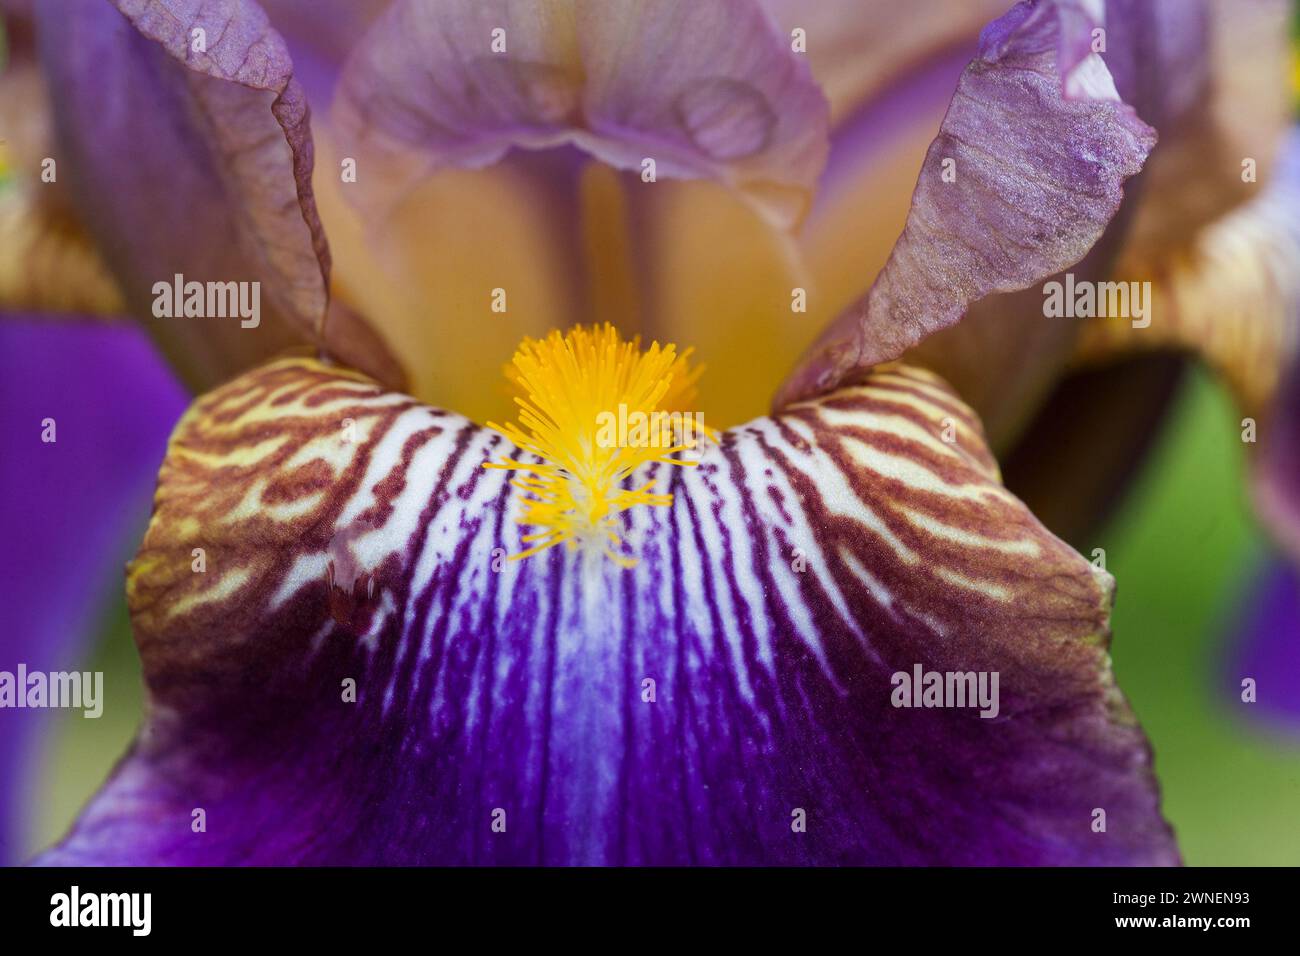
[36, 357, 1176, 865]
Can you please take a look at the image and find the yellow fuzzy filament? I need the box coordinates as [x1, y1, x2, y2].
[485, 323, 710, 567]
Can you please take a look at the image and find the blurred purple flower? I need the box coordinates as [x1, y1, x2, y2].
[0, 319, 185, 865]
[1229, 560, 1300, 726]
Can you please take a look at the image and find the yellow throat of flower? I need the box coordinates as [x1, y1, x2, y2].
[485, 323, 711, 567]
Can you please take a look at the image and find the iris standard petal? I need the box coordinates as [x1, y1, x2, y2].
[636, 0, 1200, 435]
[33, 0, 401, 391]
[37, 357, 1175, 864]
[331, 0, 829, 229]
[776, 0, 1156, 408]
[755, 0, 1007, 122]
[900, 0, 1215, 451]
[256, 0, 391, 105]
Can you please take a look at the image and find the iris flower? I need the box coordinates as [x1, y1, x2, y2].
[1, 0, 1296, 865]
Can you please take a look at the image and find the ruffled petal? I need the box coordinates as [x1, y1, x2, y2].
[899, 0, 1215, 450]
[776, 0, 1155, 408]
[34, 0, 401, 391]
[37, 357, 1175, 865]
[331, 0, 829, 228]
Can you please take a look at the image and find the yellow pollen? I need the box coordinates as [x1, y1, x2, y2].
[485, 323, 711, 567]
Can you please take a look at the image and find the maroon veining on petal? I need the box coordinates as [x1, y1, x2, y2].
[35, 358, 1176, 865]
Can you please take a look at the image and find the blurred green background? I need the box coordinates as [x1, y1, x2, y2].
[1098, 367, 1300, 865]
[23, 366, 1300, 864]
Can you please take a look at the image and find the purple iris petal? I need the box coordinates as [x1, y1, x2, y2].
[776, 0, 1157, 408]
[902, 0, 1214, 450]
[32, 0, 399, 390]
[1103, 0, 1210, 129]
[256, 0, 391, 107]
[35, 359, 1177, 865]
[331, 0, 830, 228]
[0, 319, 185, 865]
